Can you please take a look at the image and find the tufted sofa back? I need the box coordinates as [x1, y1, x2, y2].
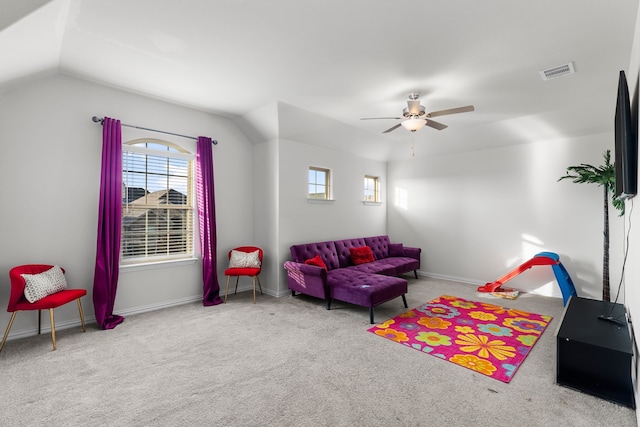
[334, 238, 367, 268]
[289, 235, 395, 271]
[364, 235, 391, 260]
[289, 241, 340, 270]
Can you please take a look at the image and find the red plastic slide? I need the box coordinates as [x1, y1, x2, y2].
[477, 254, 557, 293]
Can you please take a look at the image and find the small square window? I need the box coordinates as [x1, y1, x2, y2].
[364, 175, 380, 202]
[309, 167, 331, 199]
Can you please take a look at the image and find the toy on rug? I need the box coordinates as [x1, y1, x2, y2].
[490, 287, 520, 300]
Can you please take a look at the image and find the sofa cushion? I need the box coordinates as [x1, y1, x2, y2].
[327, 269, 407, 307]
[305, 255, 328, 270]
[345, 260, 398, 276]
[350, 246, 375, 265]
[388, 243, 404, 257]
[384, 257, 419, 274]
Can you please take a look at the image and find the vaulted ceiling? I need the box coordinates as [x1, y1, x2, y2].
[1, 0, 638, 160]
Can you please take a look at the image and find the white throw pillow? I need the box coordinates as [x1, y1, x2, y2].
[228, 250, 261, 268]
[22, 266, 68, 303]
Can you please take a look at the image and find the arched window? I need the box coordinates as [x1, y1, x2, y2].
[121, 139, 194, 264]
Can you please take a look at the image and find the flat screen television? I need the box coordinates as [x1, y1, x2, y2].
[614, 70, 638, 200]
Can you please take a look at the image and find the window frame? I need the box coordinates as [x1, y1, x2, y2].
[121, 138, 195, 266]
[364, 175, 380, 203]
[308, 166, 332, 200]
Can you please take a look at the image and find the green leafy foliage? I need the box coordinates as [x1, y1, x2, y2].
[558, 150, 625, 216]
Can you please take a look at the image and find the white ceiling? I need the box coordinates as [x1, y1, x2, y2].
[1, 0, 638, 160]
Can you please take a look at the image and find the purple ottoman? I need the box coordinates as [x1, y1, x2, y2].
[327, 269, 408, 323]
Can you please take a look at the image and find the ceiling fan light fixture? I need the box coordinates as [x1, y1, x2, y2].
[360, 92, 474, 134]
[401, 118, 426, 132]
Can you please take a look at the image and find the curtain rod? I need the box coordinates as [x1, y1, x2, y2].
[91, 116, 218, 145]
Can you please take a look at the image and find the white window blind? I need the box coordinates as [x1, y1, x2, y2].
[121, 139, 195, 264]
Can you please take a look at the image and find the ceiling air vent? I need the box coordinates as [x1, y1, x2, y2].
[539, 62, 575, 81]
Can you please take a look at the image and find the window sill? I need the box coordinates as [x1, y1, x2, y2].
[307, 198, 335, 204]
[362, 201, 382, 206]
[120, 257, 198, 273]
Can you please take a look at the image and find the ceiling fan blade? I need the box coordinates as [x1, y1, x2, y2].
[382, 123, 402, 133]
[427, 105, 475, 118]
[360, 117, 403, 120]
[425, 119, 448, 130]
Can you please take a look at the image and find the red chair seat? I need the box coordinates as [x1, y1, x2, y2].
[224, 267, 260, 276]
[13, 289, 87, 311]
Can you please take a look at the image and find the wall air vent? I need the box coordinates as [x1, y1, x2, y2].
[539, 62, 575, 81]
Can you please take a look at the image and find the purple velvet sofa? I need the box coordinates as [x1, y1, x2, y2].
[283, 235, 421, 323]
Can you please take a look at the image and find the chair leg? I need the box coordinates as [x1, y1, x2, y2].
[224, 276, 231, 303]
[234, 276, 240, 294]
[77, 299, 87, 333]
[256, 275, 263, 295]
[49, 309, 57, 351]
[38, 309, 42, 335]
[252, 277, 256, 304]
[0, 312, 18, 353]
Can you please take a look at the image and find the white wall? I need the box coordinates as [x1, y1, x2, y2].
[253, 139, 280, 295]
[241, 102, 390, 297]
[277, 138, 388, 291]
[388, 133, 623, 300]
[0, 74, 254, 337]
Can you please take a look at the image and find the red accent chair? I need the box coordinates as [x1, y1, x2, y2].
[224, 246, 263, 304]
[0, 265, 87, 352]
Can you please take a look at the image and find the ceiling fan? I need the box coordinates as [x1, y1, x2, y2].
[361, 92, 475, 133]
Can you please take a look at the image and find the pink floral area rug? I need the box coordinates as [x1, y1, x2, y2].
[368, 295, 552, 383]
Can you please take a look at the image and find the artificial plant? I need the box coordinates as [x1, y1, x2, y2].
[558, 149, 624, 302]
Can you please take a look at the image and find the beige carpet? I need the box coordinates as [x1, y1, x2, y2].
[0, 277, 636, 426]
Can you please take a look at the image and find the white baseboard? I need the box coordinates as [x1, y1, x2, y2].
[4, 315, 97, 342]
[417, 270, 485, 286]
[417, 270, 563, 300]
[115, 295, 202, 317]
[4, 295, 202, 343]
[224, 284, 291, 298]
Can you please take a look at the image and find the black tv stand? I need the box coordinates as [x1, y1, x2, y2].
[556, 296, 635, 408]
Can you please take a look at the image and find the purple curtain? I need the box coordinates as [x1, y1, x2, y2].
[93, 117, 125, 329]
[196, 137, 223, 306]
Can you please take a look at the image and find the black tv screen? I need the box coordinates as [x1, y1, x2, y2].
[614, 70, 637, 200]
